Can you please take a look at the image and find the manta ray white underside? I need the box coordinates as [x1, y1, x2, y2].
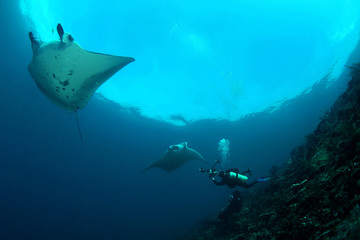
[28, 23, 135, 112]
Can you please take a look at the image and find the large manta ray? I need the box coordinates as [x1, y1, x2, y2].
[28, 23, 135, 112]
[143, 142, 206, 172]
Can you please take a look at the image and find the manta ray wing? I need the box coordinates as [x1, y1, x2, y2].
[185, 147, 206, 163]
[142, 142, 206, 172]
[28, 24, 135, 112]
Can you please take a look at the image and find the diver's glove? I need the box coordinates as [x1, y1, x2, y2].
[208, 169, 216, 178]
[246, 167, 253, 176]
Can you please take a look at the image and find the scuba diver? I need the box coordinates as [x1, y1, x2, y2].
[199, 160, 270, 189]
[200, 160, 270, 223]
[217, 190, 242, 223]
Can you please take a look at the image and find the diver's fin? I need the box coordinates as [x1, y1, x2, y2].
[257, 177, 271, 182]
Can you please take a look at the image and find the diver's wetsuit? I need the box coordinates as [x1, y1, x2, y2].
[211, 170, 260, 189]
[218, 190, 242, 222]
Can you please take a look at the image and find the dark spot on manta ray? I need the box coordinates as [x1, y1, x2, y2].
[27, 24, 135, 113]
[56, 89, 59, 92]
[66, 95, 69, 98]
[58, 80, 70, 87]
[56, 86, 59, 89]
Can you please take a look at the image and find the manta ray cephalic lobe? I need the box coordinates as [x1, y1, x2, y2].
[28, 23, 135, 112]
[143, 142, 206, 172]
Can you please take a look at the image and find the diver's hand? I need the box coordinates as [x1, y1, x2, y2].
[208, 169, 215, 178]
[247, 167, 253, 176]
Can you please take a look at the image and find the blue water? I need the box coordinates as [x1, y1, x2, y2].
[1, 1, 359, 240]
[20, 0, 360, 123]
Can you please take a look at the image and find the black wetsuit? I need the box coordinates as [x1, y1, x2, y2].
[211, 170, 259, 189]
[218, 190, 243, 223]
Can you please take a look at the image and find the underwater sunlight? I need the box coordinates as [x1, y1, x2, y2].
[20, 0, 360, 124]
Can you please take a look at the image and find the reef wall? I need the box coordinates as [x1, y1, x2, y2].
[180, 64, 360, 240]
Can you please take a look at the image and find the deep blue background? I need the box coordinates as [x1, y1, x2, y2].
[0, 1, 358, 240]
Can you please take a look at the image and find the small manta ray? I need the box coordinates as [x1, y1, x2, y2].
[28, 23, 135, 112]
[143, 142, 206, 172]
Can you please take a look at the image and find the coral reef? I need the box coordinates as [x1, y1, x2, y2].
[180, 63, 360, 240]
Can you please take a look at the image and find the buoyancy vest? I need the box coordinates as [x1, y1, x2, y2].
[228, 172, 248, 184]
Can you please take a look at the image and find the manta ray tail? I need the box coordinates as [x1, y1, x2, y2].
[75, 111, 84, 144]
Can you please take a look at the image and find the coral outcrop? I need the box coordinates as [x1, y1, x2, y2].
[180, 64, 360, 240]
